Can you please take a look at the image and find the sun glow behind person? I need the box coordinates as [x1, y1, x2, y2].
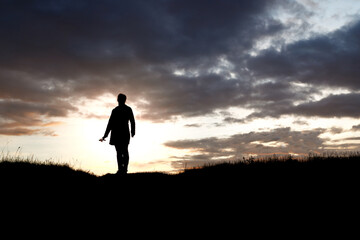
[2, 0, 360, 176]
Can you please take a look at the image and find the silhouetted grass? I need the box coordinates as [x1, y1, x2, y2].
[180, 152, 360, 178]
[2, 151, 360, 198]
[0, 154, 98, 197]
[2, 151, 360, 227]
[1, 154, 95, 177]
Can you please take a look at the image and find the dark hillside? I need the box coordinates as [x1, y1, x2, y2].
[2, 155, 359, 199]
[2, 155, 359, 231]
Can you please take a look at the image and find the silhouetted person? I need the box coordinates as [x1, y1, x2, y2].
[100, 93, 135, 175]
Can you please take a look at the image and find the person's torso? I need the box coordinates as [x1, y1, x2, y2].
[111, 105, 131, 130]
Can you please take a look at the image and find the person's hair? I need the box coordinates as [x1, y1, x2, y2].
[117, 93, 127, 104]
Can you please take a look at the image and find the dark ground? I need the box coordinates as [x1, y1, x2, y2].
[1, 156, 359, 236]
[2, 156, 359, 200]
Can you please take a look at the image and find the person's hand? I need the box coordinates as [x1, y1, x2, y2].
[99, 137, 106, 142]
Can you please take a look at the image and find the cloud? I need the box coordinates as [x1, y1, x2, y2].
[1, 0, 359, 136]
[234, 18, 360, 121]
[165, 127, 328, 169]
[245, 93, 360, 121]
[0, 0, 281, 76]
[351, 124, 360, 131]
[0, 100, 74, 136]
[184, 123, 202, 128]
[0, 0, 287, 134]
[248, 19, 360, 90]
[242, 17, 360, 117]
[290, 93, 360, 118]
[0, 127, 57, 137]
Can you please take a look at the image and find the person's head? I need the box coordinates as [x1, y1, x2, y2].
[117, 93, 127, 105]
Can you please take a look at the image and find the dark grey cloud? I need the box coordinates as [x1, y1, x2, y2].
[1, 0, 359, 136]
[290, 93, 360, 118]
[351, 124, 360, 131]
[0, 100, 73, 136]
[244, 93, 360, 121]
[248, 19, 360, 89]
[167, 125, 360, 169]
[184, 123, 201, 128]
[0, 0, 281, 74]
[165, 127, 328, 169]
[233, 17, 360, 121]
[0, 0, 287, 134]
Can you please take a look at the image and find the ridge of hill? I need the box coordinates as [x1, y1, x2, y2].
[2, 154, 359, 191]
[2, 154, 359, 228]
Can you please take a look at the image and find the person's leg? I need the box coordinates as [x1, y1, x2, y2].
[121, 144, 129, 174]
[115, 144, 129, 174]
[115, 144, 124, 174]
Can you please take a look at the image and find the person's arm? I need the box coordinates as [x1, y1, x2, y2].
[130, 108, 135, 137]
[100, 110, 113, 141]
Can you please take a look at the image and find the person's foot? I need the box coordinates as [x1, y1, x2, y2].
[116, 169, 127, 176]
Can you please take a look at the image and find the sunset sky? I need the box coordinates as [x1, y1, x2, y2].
[1, 0, 360, 175]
